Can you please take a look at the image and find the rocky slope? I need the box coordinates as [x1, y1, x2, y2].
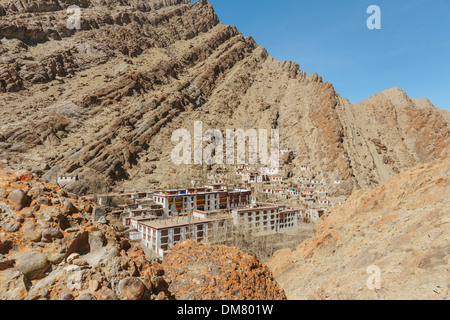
[0, 167, 286, 300]
[268, 158, 449, 300]
[162, 241, 286, 300]
[0, 0, 448, 195]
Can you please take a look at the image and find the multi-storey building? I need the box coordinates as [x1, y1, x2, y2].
[138, 215, 230, 258]
[231, 203, 301, 233]
[137, 202, 302, 258]
[125, 215, 158, 229]
[153, 187, 251, 216]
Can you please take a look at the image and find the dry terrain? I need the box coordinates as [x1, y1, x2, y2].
[0, 0, 447, 196]
[0, 0, 448, 301]
[268, 158, 449, 300]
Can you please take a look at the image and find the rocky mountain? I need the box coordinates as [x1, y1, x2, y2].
[268, 158, 449, 300]
[0, 167, 285, 300]
[162, 241, 286, 300]
[0, 0, 448, 194]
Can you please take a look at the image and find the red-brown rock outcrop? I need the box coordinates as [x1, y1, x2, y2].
[163, 241, 286, 300]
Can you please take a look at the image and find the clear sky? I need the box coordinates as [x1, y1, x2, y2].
[194, 0, 450, 111]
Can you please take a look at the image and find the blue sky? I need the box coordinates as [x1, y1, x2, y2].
[195, 0, 450, 111]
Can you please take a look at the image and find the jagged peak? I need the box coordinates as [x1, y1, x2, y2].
[380, 86, 405, 94]
[370, 86, 408, 101]
[359, 86, 437, 110]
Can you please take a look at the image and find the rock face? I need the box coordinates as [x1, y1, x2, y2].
[267, 158, 450, 300]
[163, 241, 286, 300]
[0, 168, 166, 300]
[0, 0, 447, 194]
[0, 168, 284, 300]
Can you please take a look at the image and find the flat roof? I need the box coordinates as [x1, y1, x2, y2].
[130, 215, 158, 221]
[153, 189, 250, 197]
[139, 215, 229, 229]
[232, 205, 280, 212]
[130, 208, 159, 212]
[193, 209, 223, 215]
[134, 198, 158, 203]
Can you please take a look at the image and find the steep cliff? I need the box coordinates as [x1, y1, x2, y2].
[0, 0, 448, 195]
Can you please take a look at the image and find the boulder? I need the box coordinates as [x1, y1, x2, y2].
[66, 253, 80, 264]
[0, 256, 15, 271]
[59, 293, 74, 300]
[95, 287, 118, 300]
[13, 170, 33, 182]
[37, 197, 50, 205]
[118, 277, 146, 300]
[62, 200, 78, 215]
[152, 275, 170, 295]
[27, 187, 44, 199]
[7, 189, 30, 210]
[0, 188, 8, 199]
[71, 258, 89, 267]
[79, 293, 96, 300]
[89, 280, 100, 292]
[120, 239, 131, 251]
[89, 231, 107, 252]
[42, 228, 64, 242]
[66, 231, 90, 255]
[22, 220, 42, 242]
[49, 253, 66, 265]
[15, 252, 51, 280]
[5, 221, 21, 232]
[0, 240, 12, 254]
[94, 207, 107, 224]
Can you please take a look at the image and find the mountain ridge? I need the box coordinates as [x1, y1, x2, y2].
[0, 0, 448, 196]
